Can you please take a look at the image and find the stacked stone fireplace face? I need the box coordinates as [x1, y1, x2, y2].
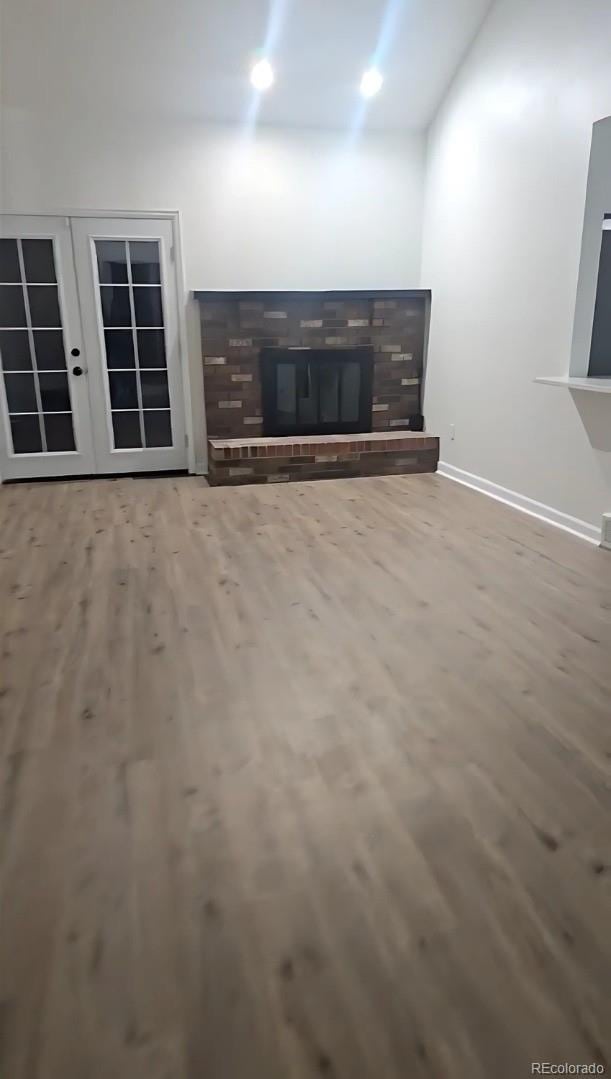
[195, 289, 439, 484]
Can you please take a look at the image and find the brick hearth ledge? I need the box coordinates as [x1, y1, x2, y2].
[208, 431, 439, 486]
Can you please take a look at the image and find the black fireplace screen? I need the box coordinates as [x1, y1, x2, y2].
[260, 347, 373, 436]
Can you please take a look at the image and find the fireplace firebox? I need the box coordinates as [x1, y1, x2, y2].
[260, 347, 373, 437]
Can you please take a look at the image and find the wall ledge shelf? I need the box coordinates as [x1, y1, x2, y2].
[534, 375, 611, 393]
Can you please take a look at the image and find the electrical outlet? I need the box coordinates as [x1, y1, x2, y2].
[601, 513, 611, 550]
[449, 423, 455, 441]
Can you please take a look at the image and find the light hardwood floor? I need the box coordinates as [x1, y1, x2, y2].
[1, 472, 610, 1079]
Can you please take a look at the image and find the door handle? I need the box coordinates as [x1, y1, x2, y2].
[72, 365, 84, 376]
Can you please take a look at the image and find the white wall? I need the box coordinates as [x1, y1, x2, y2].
[2, 110, 424, 292]
[421, 0, 611, 534]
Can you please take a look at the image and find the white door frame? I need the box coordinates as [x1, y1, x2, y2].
[0, 209, 196, 475]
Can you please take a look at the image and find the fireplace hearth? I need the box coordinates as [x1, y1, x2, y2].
[194, 289, 437, 484]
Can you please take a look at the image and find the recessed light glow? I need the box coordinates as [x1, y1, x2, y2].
[251, 58, 275, 92]
[360, 68, 383, 98]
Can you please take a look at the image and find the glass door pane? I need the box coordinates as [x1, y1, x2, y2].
[319, 363, 340, 424]
[93, 238, 173, 450]
[0, 236, 75, 454]
[340, 362, 361, 423]
[276, 362, 296, 427]
[296, 356, 317, 427]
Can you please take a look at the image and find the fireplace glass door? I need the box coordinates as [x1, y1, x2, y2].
[261, 347, 373, 436]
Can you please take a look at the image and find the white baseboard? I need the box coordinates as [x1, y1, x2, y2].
[194, 461, 208, 476]
[437, 462, 601, 546]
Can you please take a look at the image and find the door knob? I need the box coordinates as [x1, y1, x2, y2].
[72, 365, 84, 376]
[71, 347, 81, 357]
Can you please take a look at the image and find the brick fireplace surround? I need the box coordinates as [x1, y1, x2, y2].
[194, 289, 439, 485]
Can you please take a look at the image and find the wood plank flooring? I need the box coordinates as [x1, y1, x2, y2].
[1, 472, 610, 1079]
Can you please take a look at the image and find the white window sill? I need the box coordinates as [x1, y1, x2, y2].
[534, 375, 611, 393]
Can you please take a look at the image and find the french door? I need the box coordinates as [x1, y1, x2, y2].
[0, 214, 187, 480]
[71, 218, 186, 474]
[0, 217, 95, 478]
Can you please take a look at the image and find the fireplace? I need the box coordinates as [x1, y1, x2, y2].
[260, 347, 373, 436]
[196, 289, 438, 485]
[195, 288, 430, 440]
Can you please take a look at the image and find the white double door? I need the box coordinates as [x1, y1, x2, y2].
[0, 215, 187, 480]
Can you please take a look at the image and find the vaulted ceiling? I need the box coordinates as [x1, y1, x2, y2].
[3, 0, 493, 130]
